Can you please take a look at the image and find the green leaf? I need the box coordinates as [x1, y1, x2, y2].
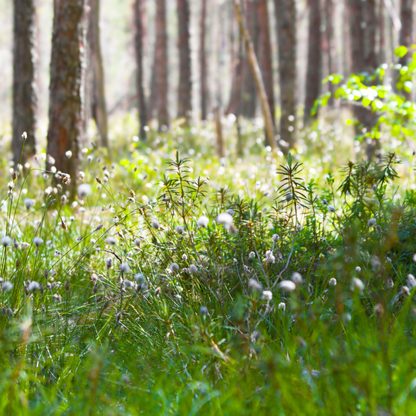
[395, 46, 408, 58]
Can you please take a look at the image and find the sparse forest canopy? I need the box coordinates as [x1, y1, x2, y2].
[0, 0, 416, 414]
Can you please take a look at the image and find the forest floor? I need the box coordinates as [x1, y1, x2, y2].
[0, 114, 416, 415]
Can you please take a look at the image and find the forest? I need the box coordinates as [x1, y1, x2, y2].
[0, 0, 416, 414]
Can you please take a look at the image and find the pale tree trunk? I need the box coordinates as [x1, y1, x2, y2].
[156, 0, 169, 129]
[258, 0, 275, 135]
[324, 0, 335, 107]
[234, 0, 276, 150]
[241, 0, 259, 119]
[177, 0, 192, 123]
[87, 0, 109, 151]
[378, 0, 386, 65]
[274, 0, 297, 151]
[349, 0, 378, 159]
[135, 0, 147, 140]
[47, 0, 86, 195]
[13, 0, 37, 166]
[304, 0, 322, 124]
[200, 0, 208, 121]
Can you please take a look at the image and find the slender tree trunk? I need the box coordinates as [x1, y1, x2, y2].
[258, 0, 275, 131]
[13, 0, 37, 166]
[324, 0, 335, 107]
[304, 0, 322, 124]
[47, 0, 86, 195]
[241, 0, 259, 118]
[87, 0, 109, 151]
[177, 0, 192, 123]
[378, 0, 386, 64]
[148, 52, 157, 119]
[226, 23, 244, 115]
[135, 0, 147, 140]
[200, 0, 208, 121]
[155, 0, 169, 129]
[343, 0, 351, 77]
[349, 0, 378, 159]
[274, 0, 297, 151]
[234, 0, 276, 150]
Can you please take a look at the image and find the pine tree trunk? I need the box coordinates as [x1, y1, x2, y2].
[87, 0, 109, 151]
[155, 0, 169, 129]
[304, 0, 322, 124]
[177, 0, 192, 123]
[135, 0, 147, 140]
[148, 52, 157, 120]
[258, 0, 275, 130]
[349, 0, 378, 159]
[12, 0, 37, 166]
[274, 0, 297, 151]
[241, 0, 259, 119]
[378, 0, 386, 65]
[200, 0, 208, 121]
[324, 0, 335, 107]
[47, 0, 86, 195]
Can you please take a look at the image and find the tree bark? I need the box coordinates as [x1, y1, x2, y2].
[274, 0, 297, 151]
[200, 0, 208, 121]
[378, 0, 386, 65]
[155, 0, 169, 129]
[87, 0, 109, 151]
[349, 0, 378, 159]
[12, 0, 37, 166]
[241, 0, 259, 119]
[47, 0, 86, 194]
[234, 0, 276, 150]
[258, 0, 275, 131]
[135, 0, 147, 140]
[304, 0, 322, 124]
[324, 0, 335, 107]
[177, 0, 192, 123]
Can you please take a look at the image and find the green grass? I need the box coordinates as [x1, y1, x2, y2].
[1, 116, 416, 415]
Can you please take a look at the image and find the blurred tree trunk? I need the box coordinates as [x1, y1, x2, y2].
[324, 0, 335, 107]
[378, 0, 386, 64]
[304, 0, 322, 124]
[47, 0, 86, 195]
[274, 0, 297, 151]
[177, 0, 192, 123]
[258, 0, 275, 134]
[226, 24, 244, 115]
[135, 0, 147, 140]
[241, 0, 259, 118]
[343, 0, 351, 77]
[12, 0, 37, 166]
[200, 0, 208, 121]
[397, 0, 414, 97]
[87, 0, 109, 151]
[349, 0, 378, 159]
[148, 52, 157, 119]
[155, 0, 169, 129]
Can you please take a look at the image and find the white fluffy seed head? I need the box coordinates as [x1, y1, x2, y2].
[262, 290, 273, 301]
[248, 279, 262, 292]
[226, 209, 235, 216]
[327, 205, 335, 213]
[355, 266, 361, 273]
[329, 277, 337, 287]
[170, 263, 180, 273]
[272, 234, 280, 242]
[105, 257, 113, 269]
[2, 281, 13, 291]
[368, 218, 377, 227]
[278, 302, 286, 311]
[28, 281, 40, 291]
[151, 219, 160, 229]
[134, 273, 145, 283]
[120, 262, 130, 273]
[24, 198, 35, 210]
[291, 272, 303, 285]
[77, 183, 92, 198]
[134, 238, 141, 247]
[351, 277, 364, 293]
[249, 251, 256, 259]
[123, 279, 133, 288]
[189, 264, 198, 274]
[176, 226, 184, 234]
[105, 236, 116, 246]
[407, 274, 416, 288]
[1, 236, 12, 248]
[278, 280, 296, 293]
[33, 237, 44, 247]
[216, 213, 233, 226]
[197, 216, 209, 228]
